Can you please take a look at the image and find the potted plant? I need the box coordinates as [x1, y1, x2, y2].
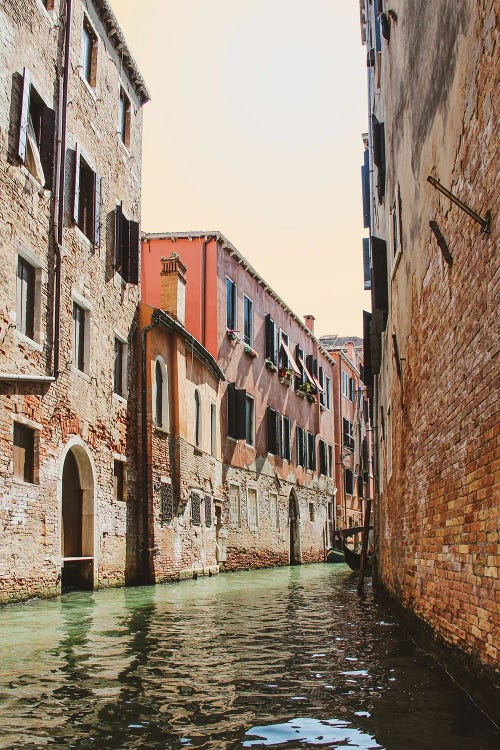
[244, 343, 258, 358]
[265, 358, 277, 372]
[226, 328, 239, 341]
[279, 367, 292, 385]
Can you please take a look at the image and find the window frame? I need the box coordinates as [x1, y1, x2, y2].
[73, 144, 101, 247]
[245, 394, 255, 447]
[226, 276, 237, 331]
[113, 458, 127, 502]
[113, 333, 128, 398]
[81, 16, 98, 89]
[153, 355, 170, 430]
[13, 421, 38, 484]
[72, 298, 90, 375]
[194, 388, 202, 448]
[118, 86, 131, 148]
[210, 401, 217, 457]
[229, 483, 241, 527]
[243, 294, 254, 346]
[325, 375, 331, 410]
[247, 486, 259, 530]
[343, 417, 354, 451]
[269, 491, 279, 530]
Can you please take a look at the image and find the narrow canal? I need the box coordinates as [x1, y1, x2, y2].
[0, 564, 497, 749]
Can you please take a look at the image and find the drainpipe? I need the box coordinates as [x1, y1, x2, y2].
[53, 0, 72, 378]
[141, 316, 159, 585]
[201, 235, 215, 348]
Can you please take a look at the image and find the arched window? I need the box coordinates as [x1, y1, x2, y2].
[194, 388, 201, 447]
[153, 356, 169, 430]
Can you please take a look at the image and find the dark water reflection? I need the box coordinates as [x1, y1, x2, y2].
[0, 564, 497, 749]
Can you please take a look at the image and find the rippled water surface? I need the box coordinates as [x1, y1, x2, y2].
[0, 564, 497, 749]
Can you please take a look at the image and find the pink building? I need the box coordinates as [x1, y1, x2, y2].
[142, 232, 337, 568]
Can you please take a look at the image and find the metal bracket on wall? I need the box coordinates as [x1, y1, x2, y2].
[427, 176, 491, 233]
[429, 221, 453, 266]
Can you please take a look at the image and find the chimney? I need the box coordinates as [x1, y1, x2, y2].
[160, 253, 187, 325]
[304, 315, 315, 334]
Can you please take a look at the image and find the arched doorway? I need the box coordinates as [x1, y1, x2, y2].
[60, 442, 95, 591]
[289, 489, 301, 565]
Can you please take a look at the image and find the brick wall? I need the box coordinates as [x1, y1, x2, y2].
[0, 0, 147, 603]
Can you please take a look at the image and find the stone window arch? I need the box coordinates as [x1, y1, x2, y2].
[153, 355, 169, 430]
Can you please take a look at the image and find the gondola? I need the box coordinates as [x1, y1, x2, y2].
[325, 547, 345, 564]
[341, 525, 373, 573]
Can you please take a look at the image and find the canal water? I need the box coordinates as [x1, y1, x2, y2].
[0, 564, 497, 749]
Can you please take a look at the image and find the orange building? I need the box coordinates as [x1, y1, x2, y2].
[141, 232, 337, 570]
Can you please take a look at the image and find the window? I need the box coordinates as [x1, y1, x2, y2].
[153, 356, 169, 430]
[343, 418, 354, 451]
[278, 330, 289, 371]
[325, 376, 331, 410]
[113, 460, 126, 502]
[16, 256, 35, 339]
[81, 20, 97, 87]
[342, 371, 349, 398]
[13, 423, 36, 484]
[319, 367, 325, 406]
[345, 468, 354, 495]
[191, 491, 201, 525]
[270, 492, 279, 529]
[72, 302, 86, 372]
[281, 415, 291, 461]
[229, 484, 240, 526]
[247, 487, 258, 528]
[194, 389, 201, 447]
[210, 402, 217, 457]
[226, 277, 237, 331]
[319, 439, 328, 476]
[243, 295, 253, 346]
[160, 482, 173, 525]
[349, 377, 356, 402]
[204, 495, 212, 527]
[227, 383, 246, 440]
[118, 88, 131, 147]
[309, 502, 315, 522]
[296, 426, 305, 466]
[73, 146, 101, 246]
[328, 444, 333, 478]
[307, 432, 316, 471]
[245, 395, 254, 446]
[18, 67, 55, 188]
[358, 474, 364, 498]
[371, 114, 386, 203]
[295, 344, 305, 388]
[265, 314, 277, 364]
[266, 407, 279, 455]
[114, 203, 140, 283]
[114, 337, 127, 397]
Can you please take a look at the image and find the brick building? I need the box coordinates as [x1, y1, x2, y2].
[138, 255, 225, 584]
[0, 0, 149, 603]
[320, 336, 371, 540]
[360, 0, 499, 711]
[142, 233, 338, 569]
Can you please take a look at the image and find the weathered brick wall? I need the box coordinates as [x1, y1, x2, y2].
[374, 0, 499, 672]
[0, 0, 145, 603]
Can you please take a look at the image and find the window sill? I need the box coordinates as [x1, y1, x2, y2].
[113, 392, 127, 405]
[12, 477, 39, 487]
[391, 248, 402, 281]
[74, 225, 95, 249]
[79, 72, 98, 102]
[71, 366, 91, 382]
[117, 137, 131, 158]
[153, 424, 170, 436]
[13, 329, 44, 352]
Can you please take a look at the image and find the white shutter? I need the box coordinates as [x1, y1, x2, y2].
[18, 67, 31, 162]
[73, 144, 81, 224]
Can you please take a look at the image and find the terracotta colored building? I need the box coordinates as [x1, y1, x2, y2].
[320, 336, 371, 539]
[360, 0, 498, 717]
[0, 0, 149, 603]
[142, 232, 337, 569]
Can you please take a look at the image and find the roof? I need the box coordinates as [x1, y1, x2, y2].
[143, 230, 337, 368]
[320, 335, 363, 350]
[151, 308, 226, 383]
[94, 0, 150, 104]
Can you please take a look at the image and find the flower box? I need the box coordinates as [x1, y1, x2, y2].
[265, 359, 277, 372]
[244, 343, 258, 358]
[226, 329, 239, 341]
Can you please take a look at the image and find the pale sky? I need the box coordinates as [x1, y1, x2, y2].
[112, 0, 369, 337]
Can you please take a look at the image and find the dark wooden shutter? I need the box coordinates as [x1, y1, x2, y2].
[18, 67, 31, 162]
[121, 212, 130, 279]
[128, 220, 140, 284]
[227, 383, 237, 439]
[94, 174, 102, 247]
[305, 354, 313, 377]
[265, 314, 275, 363]
[266, 407, 278, 454]
[40, 105, 55, 189]
[73, 144, 80, 224]
[363, 238, 371, 290]
[235, 388, 247, 440]
[114, 204, 122, 271]
[361, 148, 370, 228]
[371, 237, 388, 314]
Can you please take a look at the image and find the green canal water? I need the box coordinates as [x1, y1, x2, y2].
[0, 564, 497, 749]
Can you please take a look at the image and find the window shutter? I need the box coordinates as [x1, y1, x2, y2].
[265, 314, 275, 363]
[371, 236, 389, 314]
[235, 388, 247, 440]
[319, 367, 325, 405]
[114, 204, 122, 271]
[121, 212, 130, 280]
[128, 220, 140, 284]
[361, 148, 370, 228]
[227, 383, 237, 439]
[312, 358, 318, 377]
[363, 238, 371, 290]
[266, 407, 277, 455]
[73, 144, 80, 224]
[306, 354, 313, 377]
[204, 495, 212, 527]
[40, 105, 55, 189]
[94, 174, 102, 247]
[18, 67, 31, 162]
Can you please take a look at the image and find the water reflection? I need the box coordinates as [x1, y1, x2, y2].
[0, 565, 497, 749]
